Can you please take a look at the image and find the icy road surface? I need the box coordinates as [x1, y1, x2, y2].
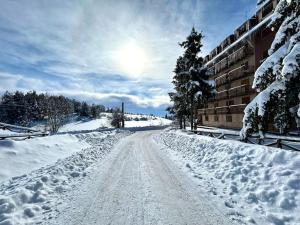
[47, 131, 233, 225]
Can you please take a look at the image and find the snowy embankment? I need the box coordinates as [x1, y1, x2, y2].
[0, 130, 131, 225]
[0, 134, 90, 183]
[155, 129, 300, 225]
[59, 117, 111, 132]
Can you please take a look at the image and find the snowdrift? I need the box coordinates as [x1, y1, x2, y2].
[0, 130, 131, 225]
[0, 134, 90, 183]
[155, 129, 300, 225]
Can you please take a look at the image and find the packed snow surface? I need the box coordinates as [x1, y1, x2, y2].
[155, 129, 300, 225]
[42, 130, 232, 225]
[0, 134, 90, 183]
[0, 130, 131, 225]
[0, 130, 234, 225]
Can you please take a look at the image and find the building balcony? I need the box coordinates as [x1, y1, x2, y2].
[215, 73, 229, 87]
[214, 45, 254, 75]
[215, 57, 228, 74]
[228, 65, 254, 82]
[229, 104, 247, 114]
[228, 84, 253, 98]
[228, 45, 248, 66]
[216, 106, 229, 114]
[216, 90, 228, 100]
[206, 107, 216, 114]
[198, 109, 206, 115]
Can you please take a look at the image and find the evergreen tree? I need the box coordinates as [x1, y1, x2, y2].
[111, 108, 122, 128]
[169, 27, 214, 129]
[80, 102, 90, 117]
[241, 0, 300, 138]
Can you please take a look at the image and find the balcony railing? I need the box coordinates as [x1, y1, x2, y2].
[206, 107, 215, 114]
[215, 73, 229, 87]
[215, 57, 228, 74]
[229, 104, 247, 114]
[198, 109, 206, 115]
[216, 106, 229, 114]
[228, 65, 255, 82]
[228, 84, 254, 98]
[228, 46, 247, 66]
[214, 44, 253, 74]
[198, 104, 248, 116]
[216, 90, 228, 100]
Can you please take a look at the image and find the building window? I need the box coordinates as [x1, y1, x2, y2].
[241, 78, 250, 85]
[214, 115, 219, 121]
[205, 115, 209, 121]
[214, 102, 219, 107]
[226, 115, 232, 122]
[242, 96, 251, 104]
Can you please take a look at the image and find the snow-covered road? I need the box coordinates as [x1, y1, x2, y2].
[47, 130, 232, 225]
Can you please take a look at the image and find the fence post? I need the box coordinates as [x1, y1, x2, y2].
[258, 138, 262, 145]
[276, 139, 282, 148]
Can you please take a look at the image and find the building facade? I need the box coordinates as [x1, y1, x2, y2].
[198, 0, 278, 129]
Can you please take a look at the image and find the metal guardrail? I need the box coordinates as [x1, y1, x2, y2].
[191, 127, 300, 152]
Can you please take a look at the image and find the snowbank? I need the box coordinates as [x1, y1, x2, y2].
[155, 129, 300, 225]
[0, 130, 131, 225]
[0, 134, 90, 183]
[0, 130, 15, 136]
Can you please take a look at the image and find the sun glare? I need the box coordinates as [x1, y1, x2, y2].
[118, 41, 148, 76]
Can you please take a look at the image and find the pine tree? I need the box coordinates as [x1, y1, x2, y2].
[80, 102, 90, 117]
[241, 0, 300, 138]
[169, 27, 214, 130]
[111, 108, 122, 128]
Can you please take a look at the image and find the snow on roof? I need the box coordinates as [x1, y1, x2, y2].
[256, 0, 270, 10]
[205, 13, 273, 67]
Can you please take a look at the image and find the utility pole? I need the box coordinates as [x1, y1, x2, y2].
[121, 102, 125, 128]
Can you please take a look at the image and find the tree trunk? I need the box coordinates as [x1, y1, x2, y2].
[183, 116, 186, 129]
[121, 102, 125, 128]
[190, 96, 194, 131]
[194, 106, 198, 130]
[179, 116, 183, 129]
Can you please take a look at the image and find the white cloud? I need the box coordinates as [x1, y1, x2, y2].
[0, 0, 210, 111]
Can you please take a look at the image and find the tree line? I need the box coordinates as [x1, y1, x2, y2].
[0, 91, 106, 133]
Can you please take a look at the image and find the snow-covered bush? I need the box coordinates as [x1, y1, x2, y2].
[241, 0, 300, 138]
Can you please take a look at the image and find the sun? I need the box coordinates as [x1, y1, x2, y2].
[118, 41, 148, 76]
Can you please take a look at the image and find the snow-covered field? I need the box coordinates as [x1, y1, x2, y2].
[59, 116, 111, 132]
[50, 113, 171, 132]
[154, 129, 300, 225]
[0, 130, 131, 225]
[0, 134, 90, 183]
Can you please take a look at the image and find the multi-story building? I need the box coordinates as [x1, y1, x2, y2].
[198, 0, 278, 129]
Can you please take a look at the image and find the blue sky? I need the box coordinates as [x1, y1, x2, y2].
[0, 0, 256, 116]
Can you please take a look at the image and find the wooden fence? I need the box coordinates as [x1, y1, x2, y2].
[191, 127, 300, 152]
[0, 122, 48, 141]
